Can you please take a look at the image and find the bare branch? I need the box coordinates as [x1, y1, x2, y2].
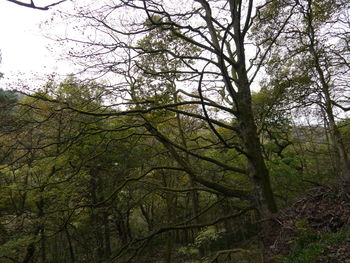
[5, 0, 68, 10]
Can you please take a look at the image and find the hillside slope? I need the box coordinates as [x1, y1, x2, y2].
[266, 184, 350, 263]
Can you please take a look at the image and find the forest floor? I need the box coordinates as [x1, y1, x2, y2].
[266, 183, 350, 263]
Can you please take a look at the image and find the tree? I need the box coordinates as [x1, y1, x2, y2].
[48, 0, 300, 220]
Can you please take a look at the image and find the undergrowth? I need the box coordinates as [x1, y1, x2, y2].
[281, 220, 350, 263]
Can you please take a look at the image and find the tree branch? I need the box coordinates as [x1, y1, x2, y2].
[5, 0, 67, 10]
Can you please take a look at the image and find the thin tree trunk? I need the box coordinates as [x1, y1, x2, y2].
[37, 192, 46, 263]
[22, 243, 36, 263]
[65, 226, 75, 263]
[103, 212, 111, 259]
[90, 168, 104, 262]
[140, 204, 153, 232]
[40, 227, 46, 263]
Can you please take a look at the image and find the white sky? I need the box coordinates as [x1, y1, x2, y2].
[0, 0, 73, 88]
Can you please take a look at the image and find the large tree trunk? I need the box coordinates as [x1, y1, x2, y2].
[197, 0, 278, 217]
[233, 50, 277, 217]
[236, 90, 278, 217]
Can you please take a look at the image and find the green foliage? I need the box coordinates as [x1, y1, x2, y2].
[268, 154, 304, 204]
[178, 245, 200, 257]
[0, 89, 18, 105]
[282, 222, 350, 263]
[0, 89, 18, 121]
[177, 226, 223, 261]
[0, 235, 36, 262]
[194, 226, 222, 247]
[311, 0, 342, 24]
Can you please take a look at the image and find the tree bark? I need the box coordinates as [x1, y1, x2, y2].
[237, 97, 278, 216]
